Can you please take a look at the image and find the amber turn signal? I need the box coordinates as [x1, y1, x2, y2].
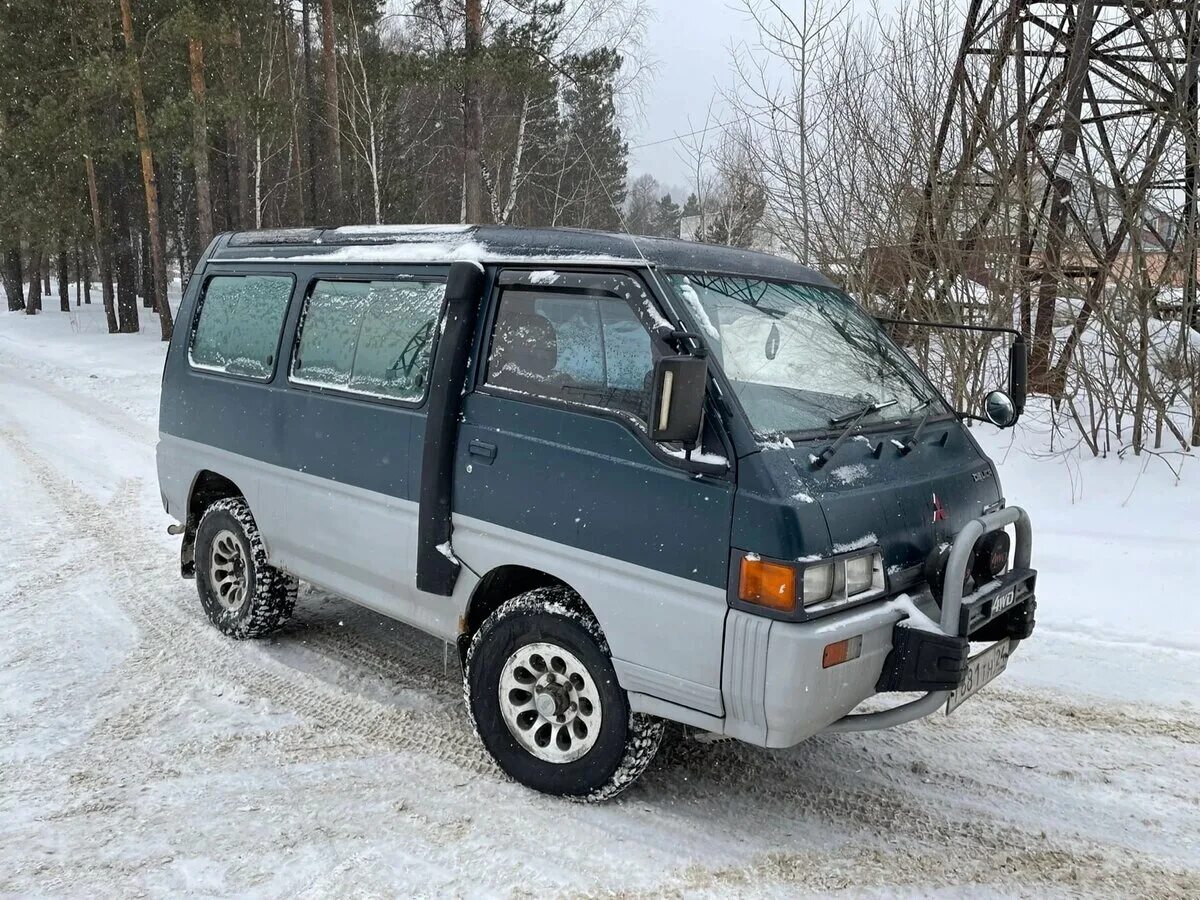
[739, 556, 797, 612]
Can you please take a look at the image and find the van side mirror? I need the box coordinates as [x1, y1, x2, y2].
[649, 355, 707, 445]
[1009, 335, 1027, 414]
[983, 390, 1017, 428]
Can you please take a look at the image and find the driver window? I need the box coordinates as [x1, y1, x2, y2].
[485, 286, 654, 421]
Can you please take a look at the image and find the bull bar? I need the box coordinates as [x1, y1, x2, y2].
[821, 506, 1033, 734]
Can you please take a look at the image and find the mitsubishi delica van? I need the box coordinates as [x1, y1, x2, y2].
[157, 224, 1037, 801]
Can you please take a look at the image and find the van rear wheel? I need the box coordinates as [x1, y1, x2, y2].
[194, 497, 296, 639]
[463, 588, 664, 801]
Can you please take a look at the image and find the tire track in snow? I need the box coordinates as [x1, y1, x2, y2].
[0, 423, 493, 778]
[0, 349, 157, 446]
[643, 733, 1200, 897]
[968, 683, 1199, 745]
[647, 842, 1199, 898]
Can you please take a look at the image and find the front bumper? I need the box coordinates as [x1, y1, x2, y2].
[720, 507, 1035, 748]
[876, 568, 1037, 693]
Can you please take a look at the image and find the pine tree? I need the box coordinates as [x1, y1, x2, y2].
[556, 48, 627, 231]
[0, 0, 645, 331]
[654, 192, 681, 238]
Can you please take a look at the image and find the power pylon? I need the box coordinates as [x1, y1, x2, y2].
[916, 0, 1199, 393]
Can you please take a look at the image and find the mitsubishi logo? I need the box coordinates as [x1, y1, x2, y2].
[932, 493, 947, 524]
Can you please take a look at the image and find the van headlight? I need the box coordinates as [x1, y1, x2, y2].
[802, 550, 885, 612]
[802, 563, 835, 604]
[845, 555, 876, 595]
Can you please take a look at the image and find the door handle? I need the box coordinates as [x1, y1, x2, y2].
[468, 440, 497, 463]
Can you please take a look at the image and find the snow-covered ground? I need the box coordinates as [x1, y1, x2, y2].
[1, 296, 1197, 897]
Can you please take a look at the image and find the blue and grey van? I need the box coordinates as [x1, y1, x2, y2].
[157, 225, 1037, 800]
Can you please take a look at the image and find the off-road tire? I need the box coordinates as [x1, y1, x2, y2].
[194, 497, 297, 639]
[463, 587, 664, 801]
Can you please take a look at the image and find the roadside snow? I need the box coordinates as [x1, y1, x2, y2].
[972, 409, 1200, 655]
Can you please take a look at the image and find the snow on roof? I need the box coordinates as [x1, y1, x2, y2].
[330, 224, 474, 238]
[214, 224, 837, 286]
[228, 243, 641, 268]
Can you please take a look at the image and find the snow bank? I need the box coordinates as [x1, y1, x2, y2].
[973, 408, 1200, 652]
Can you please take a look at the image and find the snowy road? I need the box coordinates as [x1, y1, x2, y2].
[1, 307, 1198, 897]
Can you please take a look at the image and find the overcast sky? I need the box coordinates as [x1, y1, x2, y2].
[626, 0, 902, 194]
[625, 0, 764, 194]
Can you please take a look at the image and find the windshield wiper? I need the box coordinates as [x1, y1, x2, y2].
[898, 398, 936, 456]
[811, 399, 897, 469]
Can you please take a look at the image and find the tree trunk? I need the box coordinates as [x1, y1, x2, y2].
[188, 35, 214, 254]
[215, 128, 232, 231]
[237, 115, 251, 229]
[139, 221, 154, 308]
[225, 119, 243, 229]
[84, 154, 118, 332]
[280, 0, 306, 224]
[74, 243, 81, 306]
[301, 0, 319, 221]
[27, 248, 41, 314]
[2, 246, 24, 311]
[83, 250, 92, 305]
[113, 177, 139, 333]
[463, 0, 485, 223]
[58, 244, 70, 311]
[42, 256, 50, 295]
[320, 0, 342, 224]
[175, 213, 188, 291]
[118, 0, 173, 340]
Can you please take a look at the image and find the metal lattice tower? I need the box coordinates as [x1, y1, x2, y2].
[917, 0, 1199, 392]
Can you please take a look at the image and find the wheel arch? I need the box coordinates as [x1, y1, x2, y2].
[459, 565, 599, 660]
[181, 470, 245, 577]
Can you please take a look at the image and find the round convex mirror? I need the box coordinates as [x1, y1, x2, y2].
[984, 390, 1017, 428]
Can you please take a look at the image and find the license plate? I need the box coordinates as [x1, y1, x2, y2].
[990, 589, 1018, 617]
[946, 639, 1011, 714]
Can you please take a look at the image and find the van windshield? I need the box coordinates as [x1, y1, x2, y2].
[665, 273, 946, 437]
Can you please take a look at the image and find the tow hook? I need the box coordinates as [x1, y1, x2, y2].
[167, 523, 185, 535]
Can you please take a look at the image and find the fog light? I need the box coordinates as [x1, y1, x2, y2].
[802, 563, 835, 605]
[971, 531, 1011, 586]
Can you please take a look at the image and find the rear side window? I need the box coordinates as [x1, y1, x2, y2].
[291, 279, 446, 402]
[190, 274, 294, 379]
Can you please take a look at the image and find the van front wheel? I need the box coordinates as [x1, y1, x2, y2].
[464, 588, 664, 801]
[194, 497, 297, 639]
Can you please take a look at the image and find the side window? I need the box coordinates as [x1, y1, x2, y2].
[190, 274, 294, 379]
[485, 280, 655, 421]
[291, 278, 446, 402]
[292, 282, 367, 388]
